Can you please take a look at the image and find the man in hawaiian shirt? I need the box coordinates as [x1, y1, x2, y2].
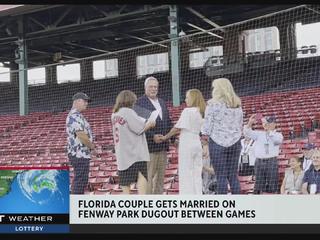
[66, 92, 95, 194]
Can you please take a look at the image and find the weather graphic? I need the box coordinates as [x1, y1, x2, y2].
[0, 168, 69, 233]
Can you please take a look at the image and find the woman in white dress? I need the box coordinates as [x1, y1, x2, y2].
[160, 89, 206, 194]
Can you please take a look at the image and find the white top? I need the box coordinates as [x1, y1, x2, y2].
[175, 107, 202, 134]
[175, 107, 203, 195]
[243, 126, 283, 159]
[283, 168, 304, 193]
[111, 108, 150, 171]
[303, 157, 312, 172]
[201, 102, 243, 147]
[148, 97, 163, 120]
[239, 138, 256, 166]
[147, 109, 160, 124]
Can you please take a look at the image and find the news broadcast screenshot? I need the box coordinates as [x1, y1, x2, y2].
[0, 3, 320, 235]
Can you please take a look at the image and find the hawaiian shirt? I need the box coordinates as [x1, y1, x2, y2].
[66, 108, 93, 159]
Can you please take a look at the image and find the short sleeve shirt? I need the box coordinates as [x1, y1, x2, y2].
[66, 108, 93, 159]
[111, 107, 150, 171]
[175, 107, 202, 134]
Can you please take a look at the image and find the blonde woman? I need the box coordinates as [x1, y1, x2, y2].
[201, 78, 243, 194]
[111, 90, 155, 194]
[160, 89, 206, 194]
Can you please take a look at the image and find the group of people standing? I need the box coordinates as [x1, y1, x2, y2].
[66, 76, 320, 195]
[111, 77, 173, 194]
[110, 76, 207, 195]
[110, 76, 245, 195]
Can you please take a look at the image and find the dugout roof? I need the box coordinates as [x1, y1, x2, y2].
[0, 4, 301, 67]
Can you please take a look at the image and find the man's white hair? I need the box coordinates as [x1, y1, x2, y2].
[144, 76, 158, 88]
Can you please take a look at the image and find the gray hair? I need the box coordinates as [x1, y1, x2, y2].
[144, 76, 158, 88]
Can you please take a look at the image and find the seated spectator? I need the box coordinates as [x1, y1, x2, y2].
[238, 136, 256, 176]
[302, 143, 315, 171]
[280, 156, 304, 194]
[244, 114, 284, 194]
[302, 149, 320, 194]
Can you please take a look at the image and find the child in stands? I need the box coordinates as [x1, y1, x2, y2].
[202, 143, 217, 194]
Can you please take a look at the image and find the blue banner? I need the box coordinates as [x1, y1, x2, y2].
[0, 224, 69, 233]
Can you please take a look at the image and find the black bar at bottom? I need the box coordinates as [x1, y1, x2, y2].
[70, 224, 320, 234]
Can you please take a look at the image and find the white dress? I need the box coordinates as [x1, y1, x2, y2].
[175, 107, 203, 195]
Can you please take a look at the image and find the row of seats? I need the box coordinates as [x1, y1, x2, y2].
[1, 86, 320, 194]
